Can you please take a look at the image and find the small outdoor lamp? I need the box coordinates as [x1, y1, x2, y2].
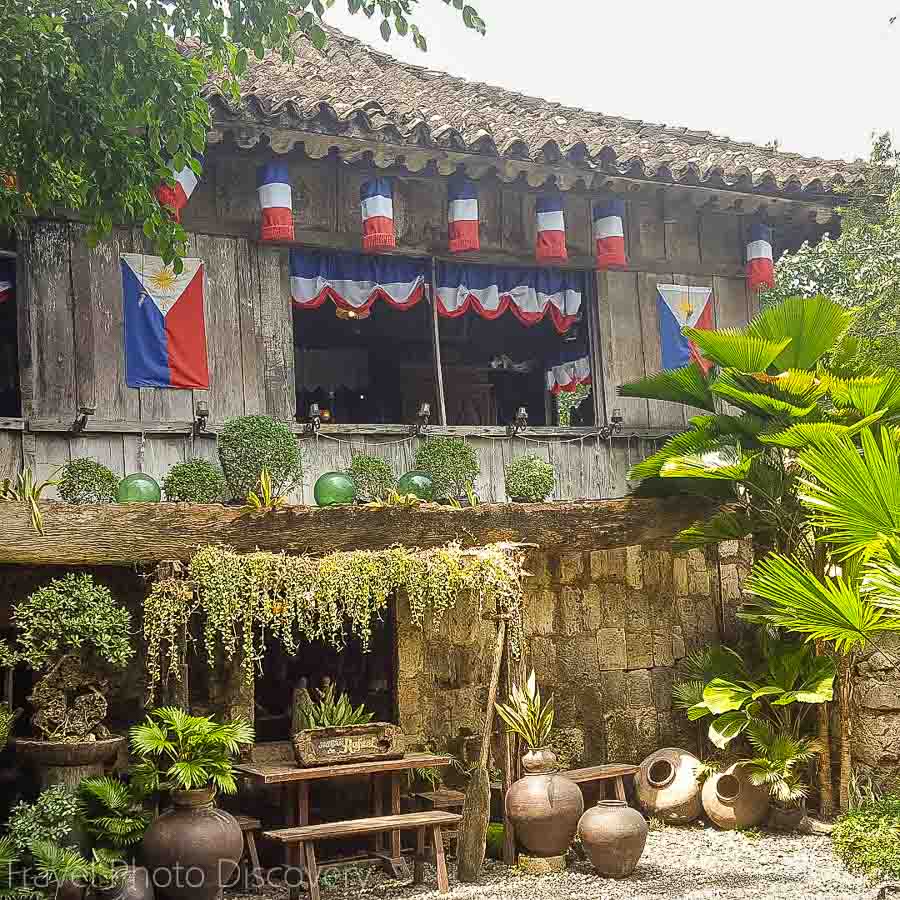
[414, 402, 431, 435]
[308, 402, 321, 434]
[508, 406, 528, 436]
[598, 408, 624, 440]
[193, 399, 209, 435]
[70, 404, 96, 434]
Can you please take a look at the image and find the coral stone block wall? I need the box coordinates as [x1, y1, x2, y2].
[852, 634, 900, 780]
[397, 542, 740, 765]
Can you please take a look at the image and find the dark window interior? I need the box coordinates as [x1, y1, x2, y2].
[0, 249, 19, 418]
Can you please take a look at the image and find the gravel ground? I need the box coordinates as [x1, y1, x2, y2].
[236, 825, 878, 900]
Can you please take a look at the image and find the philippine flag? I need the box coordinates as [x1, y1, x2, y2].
[448, 177, 479, 253]
[746, 223, 775, 293]
[535, 193, 567, 262]
[257, 162, 294, 242]
[122, 254, 209, 389]
[656, 283, 714, 372]
[593, 198, 627, 269]
[360, 178, 396, 251]
[0, 257, 13, 304]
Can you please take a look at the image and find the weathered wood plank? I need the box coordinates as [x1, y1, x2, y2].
[257, 245, 295, 421]
[0, 496, 718, 565]
[0, 429, 22, 481]
[236, 241, 265, 414]
[714, 275, 751, 331]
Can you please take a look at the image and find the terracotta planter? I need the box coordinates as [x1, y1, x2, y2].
[577, 800, 648, 878]
[504, 749, 583, 858]
[141, 788, 243, 900]
[13, 736, 125, 789]
[701, 764, 769, 830]
[635, 747, 702, 824]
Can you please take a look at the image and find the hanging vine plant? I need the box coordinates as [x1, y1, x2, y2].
[143, 542, 526, 701]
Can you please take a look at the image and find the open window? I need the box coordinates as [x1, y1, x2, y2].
[0, 249, 20, 418]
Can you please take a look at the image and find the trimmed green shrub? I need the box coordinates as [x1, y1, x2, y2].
[504, 454, 555, 502]
[7, 785, 78, 852]
[163, 459, 227, 503]
[347, 454, 395, 502]
[217, 415, 302, 499]
[414, 437, 479, 501]
[57, 458, 118, 503]
[833, 795, 900, 879]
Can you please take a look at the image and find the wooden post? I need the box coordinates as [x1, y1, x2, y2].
[500, 631, 517, 865]
[588, 271, 608, 427]
[429, 258, 448, 426]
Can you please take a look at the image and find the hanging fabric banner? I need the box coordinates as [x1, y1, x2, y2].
[436, 261, 582, 334]
[290, 249, 426, 312]
[257, 162, 294, 242]
[546, 356, 591, 395]
[0, 257, 13, 304]
[448, 176, 480, 253]
[593, 198, 627, 269]
[535, 192, 568, 262]
[155, 156, 203, 223]
[360, 178, 396, 251]
[122, 254, 208, 389]
[746, 223, 775, 293]
[656, 283, 714, 372]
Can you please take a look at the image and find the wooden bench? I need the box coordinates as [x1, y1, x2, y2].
[235, 815, 264, 893]
[563, 763, 639, 801]
[264, 810, 462, 900]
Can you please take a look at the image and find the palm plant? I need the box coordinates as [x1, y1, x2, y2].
[76, 777, 151, 852]
[494, 670, 554, 750]
[129, 707, 254, 795]
[741, 722, 820, 810]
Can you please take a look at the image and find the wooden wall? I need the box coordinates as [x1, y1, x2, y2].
[2, 147, 761, 502]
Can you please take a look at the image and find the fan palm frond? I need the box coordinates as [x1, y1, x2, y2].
[681, 329, 791, 372]
[671, 508, 755, 553]
[628, 426, 722, 481]
[826, 370, 900, 418]
[759, 411, 886, 449]
[618, 363, 715, 411]
[661, 447, 755, 481]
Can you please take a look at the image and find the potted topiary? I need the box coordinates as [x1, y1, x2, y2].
[162, 459, 227, 503]
[7, 574, 134, 788]
[58, 459, 119, 504]
[347, 454, 395, 502]
[292, 681, 402, 767]
[504, 454, 555, 502]
[217, 415, 302, 501]
[414, 437, 479, 503]
[131, 708, 253, 900]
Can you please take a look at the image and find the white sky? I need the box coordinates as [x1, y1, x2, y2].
[325, 0, 899, 163]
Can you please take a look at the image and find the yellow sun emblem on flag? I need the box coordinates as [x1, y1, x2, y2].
[678, 297, 694, 319]
[148, 267, 178, 293]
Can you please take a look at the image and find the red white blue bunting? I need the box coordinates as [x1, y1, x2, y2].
[546, 356, 591, 395]
[448, 176, 480, 253]
[535, 193, 567, 262]
[746, 223, 775, 293]
[289, 249, 425, 312]
[360, 178, 396, 251]
[257, 162, 294, 242]
[436, 261, 582, 334]
[155, 156, 202, 223]
[593, 198, 627, 270]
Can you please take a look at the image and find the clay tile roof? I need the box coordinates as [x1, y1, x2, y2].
[205, 28, 868, 196]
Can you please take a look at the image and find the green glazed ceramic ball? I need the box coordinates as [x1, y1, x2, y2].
[314, 471, 357, 506]
[397, 470, 434, 501]
[117, 473, 161, 503]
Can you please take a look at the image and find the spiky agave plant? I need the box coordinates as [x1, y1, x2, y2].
[740, 722, 820, 809]
[298, 683, 374, 729]
[494, 670, 554, 750]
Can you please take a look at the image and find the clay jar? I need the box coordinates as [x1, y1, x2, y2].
[505, 749, 583, 857]
[577, 800, 648, 877]
[141, 788, 243, 900]
[701, 764, 769, 830]
[635, 747, 703, 824]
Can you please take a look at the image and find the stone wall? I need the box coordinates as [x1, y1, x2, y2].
[397, 543, 732, 766]
[852, 634, 900, 783]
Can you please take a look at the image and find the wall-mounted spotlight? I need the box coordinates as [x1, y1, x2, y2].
[413, 402, 431, 435]
[70, 404, 96, 434]
[508, 406, 528, 436]
[193, 399, 209, 435]
[307, 402, 321, 435]
[598, 408, 624, 440]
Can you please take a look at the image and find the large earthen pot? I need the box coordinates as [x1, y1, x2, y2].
[141, 788, 243, 900]
[96, 867, 155, 900]
[577, 800, 648, 878]
[635, 747, 702, 824]
[14, 736, 125, 789]
[701, 764, 769, 830]
[505, 749, 583, 857]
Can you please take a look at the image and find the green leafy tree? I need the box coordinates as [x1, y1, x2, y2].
[1, 0, 485, 266]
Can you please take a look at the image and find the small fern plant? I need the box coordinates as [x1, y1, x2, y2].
[494, 670, 554, 750]
[76, 777, 151, 851]
[129, 707, 254, 795]
[298, 683, 374, 730]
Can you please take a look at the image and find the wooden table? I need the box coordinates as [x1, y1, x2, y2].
[563, 763, 639, 801]
[236, 753, 452, 877]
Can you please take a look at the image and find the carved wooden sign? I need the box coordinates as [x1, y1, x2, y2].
[292, 722, 404, 767]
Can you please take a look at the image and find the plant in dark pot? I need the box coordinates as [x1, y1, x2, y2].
[6, 573, 134, 788]
[131, 708, 253, 900]
[414, 437, 479, 503]
[504, 454, 555, 503]
[216, 415, 302, 501]
[292, 681, 402, 767]
[495, 671, 583, 861]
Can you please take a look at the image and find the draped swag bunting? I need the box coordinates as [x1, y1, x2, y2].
[448, 176, 480, 253]
[360, 177, 396, 251]
[593, 198, 627, 269]
[546, 355, 591, 395]
[155, 156, 202, 223]
[535, 192, 567, 262]
[746, 222, 775, 293]
[257, 162, 294, 241]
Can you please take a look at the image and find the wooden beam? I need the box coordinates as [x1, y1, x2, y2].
[0, 497, 717, 566]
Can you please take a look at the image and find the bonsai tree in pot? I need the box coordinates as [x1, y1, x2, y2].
[4, 573, 134, 787]
[414, 437, 479, 503]
[131, 708, 253, 900]
[504, 454, 555, 503]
